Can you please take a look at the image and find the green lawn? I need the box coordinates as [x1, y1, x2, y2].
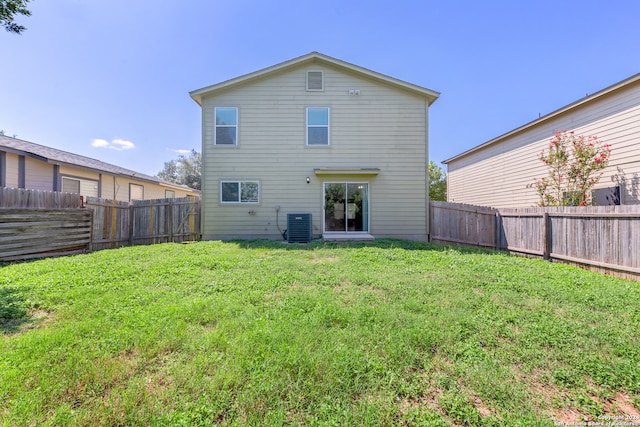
[1, 239, 639, 426]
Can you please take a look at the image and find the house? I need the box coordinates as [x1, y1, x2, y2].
[190, 52, 439, 241]
[0, 135, 200, 201]
[443, 73, 640, 208]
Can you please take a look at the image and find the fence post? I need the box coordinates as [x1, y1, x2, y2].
[494, 212, 501, 250]
[543, 212, 550, 260]
[129, 204, 135, 246]
[88, 207, 94, 253]
[168, 198, 174, 243]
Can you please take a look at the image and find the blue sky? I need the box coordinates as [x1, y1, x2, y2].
[1, 0, 639, 176]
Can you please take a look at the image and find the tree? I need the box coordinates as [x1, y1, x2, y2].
[428, 161, 447, 201]
[157, 150, 201, 190]
[1, 0, 32, 34]
[533, 130, 611, 206]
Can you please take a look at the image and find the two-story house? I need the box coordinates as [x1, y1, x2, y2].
[190, 52, 439, 241]
[443, 73, 640, 208]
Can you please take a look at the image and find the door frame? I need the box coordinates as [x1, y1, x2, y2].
[322, 181, 370, 234]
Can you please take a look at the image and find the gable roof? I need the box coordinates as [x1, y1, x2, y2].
[189, 51, 440, 105]
[443, 72, 640, 164]
[0, 135, 198, 192]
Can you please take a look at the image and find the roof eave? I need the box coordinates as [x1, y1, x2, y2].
[189, 51, 440, 105]
[443, 72, 640, 164]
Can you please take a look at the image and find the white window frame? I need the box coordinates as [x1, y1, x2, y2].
[220, 180, 260, 204]
[214, 107, 238, 146]
[322, 182, 370, 233]
[129, 183, 144, 201]
[62, 177, 81, 194]
[165, 190, 175, 198]
[306, 107, 330, 146]
[306, 70, 324, 91]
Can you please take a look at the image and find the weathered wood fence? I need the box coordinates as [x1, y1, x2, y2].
[430, 201, 640, 279]
[87, 197, 201, 250]
[0, 188, 200, 261]
[0, 209, 92, 261]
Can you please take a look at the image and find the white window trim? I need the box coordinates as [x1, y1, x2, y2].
[322, 181, 370, 234]
[214, 107, 238, 146]
[306, 107, 330, 146]
[61, 176, 81, 194]
[220, 180, 260, 204]
[306, 70, 324, 91]
[129, 183, 144, 201]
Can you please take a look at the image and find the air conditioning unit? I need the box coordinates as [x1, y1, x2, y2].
[287, 213, 312, 243]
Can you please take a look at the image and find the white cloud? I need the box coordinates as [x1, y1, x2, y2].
[91, 138, 135, 151]
[111, 139, 135, 150]
[91, 139, 110, 148]
[168, 148, 192, 155]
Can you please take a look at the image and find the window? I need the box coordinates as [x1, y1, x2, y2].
[593, 186, 621, 206]
[215, 107, 238, 145]
[130, 183, 144, 201]
[306, 71, 324, 91]
[61, 176, 99, 197]
[324, 183, 369, 232]
[307, 107, 329, 145]
[165, 190, 175, 198]
[62, 177, 81, 194]
[221, 181, 259, 204]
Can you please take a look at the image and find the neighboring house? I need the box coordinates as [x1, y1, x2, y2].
[0, 135, 200, 201]
[190, 52, 439, 241]
[443, 73, 640, 208]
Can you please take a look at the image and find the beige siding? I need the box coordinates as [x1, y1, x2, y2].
[24, 157, 54, 191]
[59, 166, 100, 198]
[200, 63, 430, 240]
[5, 153, 19, 188]
[447, 81, 640, 208]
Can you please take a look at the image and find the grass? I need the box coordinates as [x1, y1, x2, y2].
[1, 239, 639, 426]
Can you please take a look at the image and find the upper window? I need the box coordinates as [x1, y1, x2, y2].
[307, 107, 329, 146]
[215, 107, 238, 145]
[306, 71, 324, 91]
[165, 190, 175, 198]
[221, 181, 259, 204]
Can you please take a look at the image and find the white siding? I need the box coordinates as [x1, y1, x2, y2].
[447, 81, 640, 208]
[200, 63, 430, 240]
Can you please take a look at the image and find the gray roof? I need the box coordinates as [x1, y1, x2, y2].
[0, 134, 195, 191]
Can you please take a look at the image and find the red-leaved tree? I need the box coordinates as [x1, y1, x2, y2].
[534, 130, 611, 206]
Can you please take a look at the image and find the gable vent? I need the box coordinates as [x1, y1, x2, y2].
[306, 71, 324, 91]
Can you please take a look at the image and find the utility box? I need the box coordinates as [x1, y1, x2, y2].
[287, 213, 312, 243]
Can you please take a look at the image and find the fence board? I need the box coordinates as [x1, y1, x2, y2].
[430, 201, 640, 280]
[0, 187, 83, 208]
[0, 208, 92, 261]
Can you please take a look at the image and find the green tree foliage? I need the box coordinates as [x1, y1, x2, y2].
[157, 150, 201, 190]
[1, 0, 31, 34]
[534, 130, 611, 206]
[428, 161, 447, 201]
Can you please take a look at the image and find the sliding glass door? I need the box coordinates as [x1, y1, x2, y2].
[324, 183, 369, 233]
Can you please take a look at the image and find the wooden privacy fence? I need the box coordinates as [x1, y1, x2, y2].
[0, 187, 83, 208]
[0, 187, 200, 261]
[87, 196, 201, 251]
[0, 209, 92, 261]
[430, 201, 640, 279]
